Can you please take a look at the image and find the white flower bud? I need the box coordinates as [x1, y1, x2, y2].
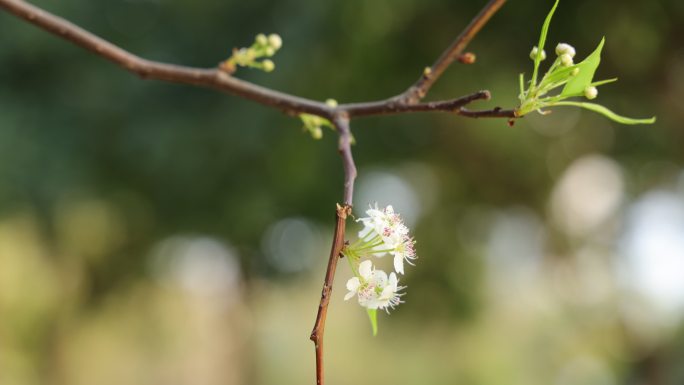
[560, 53, 574, 66]
[555, 43, 576, 58]
[262, 59, 275, 72]
[325, 98, 338, 107]
[264, 47, 276, 56]
[530, 46, 546, 61]
[255, 34, 268, 46]
[584, 86, 598, 100]
[268, 34, 282, 50]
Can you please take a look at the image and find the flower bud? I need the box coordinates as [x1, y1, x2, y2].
[560, 53, 574, 66]
[325, 99, 338, 107]
[555, 43, 576, 58]
[311, 126, 323, 140]
[584, 86, 598, 100]
[264, 47, 276, 56]
[530, 46, 546, 61]
[268, 34, 282, 50]
[262, 59, 275, 72]
[256, 34, 268, 46]
[571, 68, 580, 76]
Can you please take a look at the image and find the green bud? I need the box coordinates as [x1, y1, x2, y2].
[530, 46, 546, 61]
[325, 99, 338, 107]
[268, 34, 283, 50]
[256, 33, 268, 46]
[311, 126, 323, 139]
[262, 59, 275, 72]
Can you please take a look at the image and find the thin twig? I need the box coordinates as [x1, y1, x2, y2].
[344, 91, 490, 118]
[334, 115, 357, 205]
[457, 107, 516, 118]
[400, 0, 508, 103]
[309, 115, 356, 385]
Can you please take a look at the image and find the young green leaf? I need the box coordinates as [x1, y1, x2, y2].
[561, 38, 605, 97]
[531, 0, 560, 86]
[367, 308, 378, 336]
[555, 101, 656, 125]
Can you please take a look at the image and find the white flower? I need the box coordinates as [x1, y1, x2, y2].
[356, 204, 416, 275]
[584, 86, 598, 100]
[530, 46, 546, 61]
[555, 43, 576, 58]
[345, 260, 403, 311]
[559, 53, 574, 66]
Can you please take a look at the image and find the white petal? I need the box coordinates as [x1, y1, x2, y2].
[394, 254, 405, 275]
[389, 273, 398, 290]
[358, 260, 373, 280]
[372, 269, 388, 286]
[344, 291, 356, 301]
[346, 277, 360, 291]
[380, 285, 394, 300]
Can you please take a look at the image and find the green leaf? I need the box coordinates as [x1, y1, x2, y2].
[531, 0, 560, 86]
[561, 38, 605, 96]
[367, 308, 378, 336]
[554, 101, 656, 125]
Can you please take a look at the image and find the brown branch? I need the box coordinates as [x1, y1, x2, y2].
[400, 0, 508, 104]
[0, 0, 511, 121]
[309, 115, 356, 385]
[344, 90, 491, 118]
[457, 107, 516, 118]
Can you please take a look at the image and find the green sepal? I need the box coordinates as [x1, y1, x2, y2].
[554, 101, 656, 125]
[561, 37, 605, 96]
[367, 308, 378, 336]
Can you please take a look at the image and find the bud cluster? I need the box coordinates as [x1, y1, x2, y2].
[220, 33, 283, 74]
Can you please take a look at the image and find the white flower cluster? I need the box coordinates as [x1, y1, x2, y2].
[343, 205, 416, 312]
[344, 260, 402, 310]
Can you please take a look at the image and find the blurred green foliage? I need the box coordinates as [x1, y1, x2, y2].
[0, 0, 683, 384]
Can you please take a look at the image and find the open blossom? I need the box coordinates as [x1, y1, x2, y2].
[356, 204, 417, 275]
[345, 260, 403, 311]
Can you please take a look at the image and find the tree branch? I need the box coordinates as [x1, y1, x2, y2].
[0, 0, 510, 121]
[344, 90, 491, 118]
[399, 0, 508, 104]
[309, 115, 356, 385]
[457, 107, 516, 118]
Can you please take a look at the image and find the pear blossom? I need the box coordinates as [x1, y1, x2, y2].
[355, 204, 417, 275]
[344, 260, 403, 311]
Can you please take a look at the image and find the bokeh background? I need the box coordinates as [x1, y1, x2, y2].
[1, 0, 683, 384]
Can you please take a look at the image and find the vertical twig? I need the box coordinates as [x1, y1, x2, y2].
[401, 0, 508, 103]
[309, 114, 356, 385]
